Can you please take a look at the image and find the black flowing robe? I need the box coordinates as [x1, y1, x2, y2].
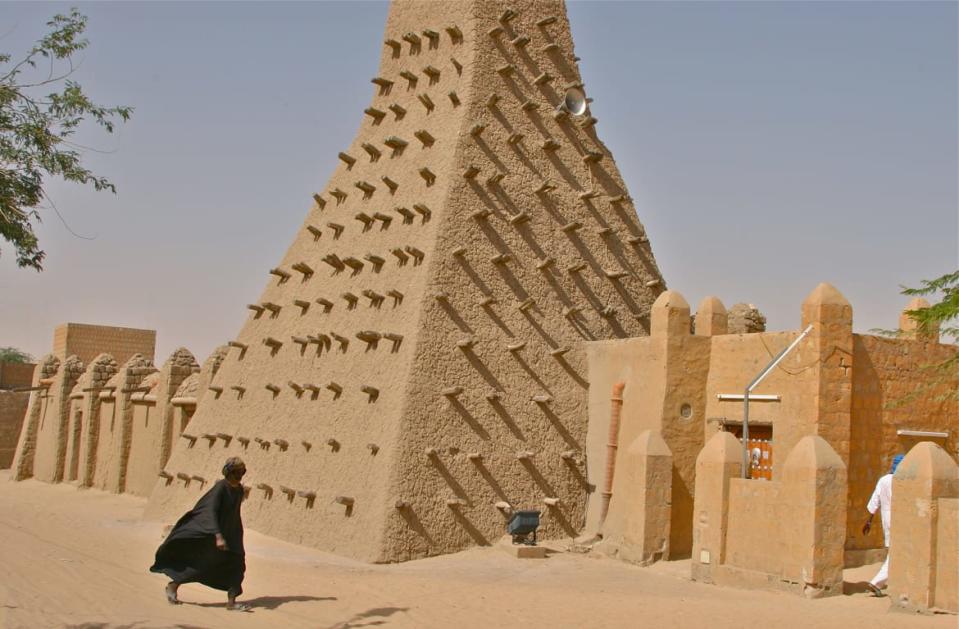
[150, 479, 246, 594]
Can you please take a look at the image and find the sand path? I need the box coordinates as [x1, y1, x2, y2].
[0, 471, 951, 629]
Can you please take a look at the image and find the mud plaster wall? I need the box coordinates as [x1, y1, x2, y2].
[147, 0, 665, 563]
[703, 331, 815, 477]
[585, 316, 708, 556]
[0, 391, 30, 468]
[697, 436, 847, 597]
[66, 354, 120, 486]
[586, 285, 957, 567]
[585, 337, 663, 533]
[888, 443, 959, 613]
[588, 302, 802, 558]
[11, 355, 59, 479]
[52, 323, 156, 367]
[127, 375, 160, 496]
[31, 356, 84, 483]
[91, 355, 156, 493]
[848, 335, 958, 553]
[933, 498, 958, 611]
[127, 350, 200, 497]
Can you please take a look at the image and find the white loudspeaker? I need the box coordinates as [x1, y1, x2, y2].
[556, 87, 587, 116]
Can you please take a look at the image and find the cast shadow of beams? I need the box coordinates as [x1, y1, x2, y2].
[508, 141, 542, 178]
[431, 455, 474, 500]
[467, 180, 509, 220]
[481, 303, 514, 337]
[400, 508, 436, 546]
[474, 136, 510, 175]
[463, 350, 506, 391]
[488, 397, 525, 440]
[538, 404, 581, 449]
[448, 398, 491, 440]
[545, 151, 583, 191]
[438, 301, 474, 334]
[456, 256, 493, 295]
[451, 509, 491, 546]
[553, 353, 589, 389]
[586, 163, 626, 198]
[470, 457, 513, 500]
[563, 458, 590, 488]
[510, 349, 552, 395]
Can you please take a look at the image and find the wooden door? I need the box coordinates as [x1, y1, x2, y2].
[724, 424, 773, 480]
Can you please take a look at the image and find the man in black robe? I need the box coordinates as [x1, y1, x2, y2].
[150, 456, 249, 611]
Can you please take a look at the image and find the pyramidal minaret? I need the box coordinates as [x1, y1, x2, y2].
[147, 0, 665, 562]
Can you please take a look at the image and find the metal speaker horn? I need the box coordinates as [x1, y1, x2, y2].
[556, 87, 588, 117]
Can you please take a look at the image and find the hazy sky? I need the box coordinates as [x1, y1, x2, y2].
[1, 1, 956, 364]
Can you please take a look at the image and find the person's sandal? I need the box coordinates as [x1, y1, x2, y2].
[165, 583, 181, 605]
[226, 603, 252, 612]
[866, 583, 885, 597]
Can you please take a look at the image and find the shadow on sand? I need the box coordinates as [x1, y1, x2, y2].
[326, 606, 411, 628]
[185, 594, 337, 610]
[842, 581, 884, 597]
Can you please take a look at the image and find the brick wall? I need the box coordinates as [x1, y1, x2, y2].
[0, 391, 31, 468]
[848, 334, 958, 552]
[0, 362, 36, 390]
[52, 323, 156, 366]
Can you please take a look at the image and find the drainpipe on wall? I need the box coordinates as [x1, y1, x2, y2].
[742, 324, 813, 478]
[599, 381, 626, 529]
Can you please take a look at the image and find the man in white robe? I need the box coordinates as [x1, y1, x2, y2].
[861, 453, 904, 596]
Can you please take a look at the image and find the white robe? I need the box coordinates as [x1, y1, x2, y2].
[867, 473, 893, 547]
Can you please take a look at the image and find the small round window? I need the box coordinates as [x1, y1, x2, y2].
[680, 403, 693, 420]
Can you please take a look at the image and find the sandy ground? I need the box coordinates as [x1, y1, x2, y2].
[0, 471, 953, 629]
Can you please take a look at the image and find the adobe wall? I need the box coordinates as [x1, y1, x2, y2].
[702, 330, 814, 478]
[52, 322, 155, 367]
[587, 293, 775, 557]
[127, 374, 160, 495]
[889, 442, 958, 614]
[692, 434, 847, 598]
[31, 356, 85, 483]
[148, 0, 666, 563]
[126, 349, 199, 497]
[10, 342, 222, 501]
[724, 480, 784, 575]
[587, 282, 958, 575]
[10, 355, 59, 479]
[91, 355, 156, 493]
[585, 338, 662, 524]
[848, 334, 958, 555]
[594, 429, 673, 564]
[0, 390, 30, 468]
[65, 354, 119, 485]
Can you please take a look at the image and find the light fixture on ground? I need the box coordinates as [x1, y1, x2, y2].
[507, 509, 541, 546]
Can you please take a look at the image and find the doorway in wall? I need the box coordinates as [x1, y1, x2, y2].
[723, 423, 773, 480]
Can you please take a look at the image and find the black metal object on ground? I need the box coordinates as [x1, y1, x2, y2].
[507, 510, 541, 545]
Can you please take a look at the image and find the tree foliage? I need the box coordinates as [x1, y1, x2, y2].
[0, 8, 132, 271]
[0, 346, 34, 364]
[890, 270, 958, 404]
[902, 270, 959, 343]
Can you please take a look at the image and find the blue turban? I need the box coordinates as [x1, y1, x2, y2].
[890, 454, 905, 474]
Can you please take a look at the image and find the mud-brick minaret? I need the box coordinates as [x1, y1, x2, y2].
[146, 0, 666, 562]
